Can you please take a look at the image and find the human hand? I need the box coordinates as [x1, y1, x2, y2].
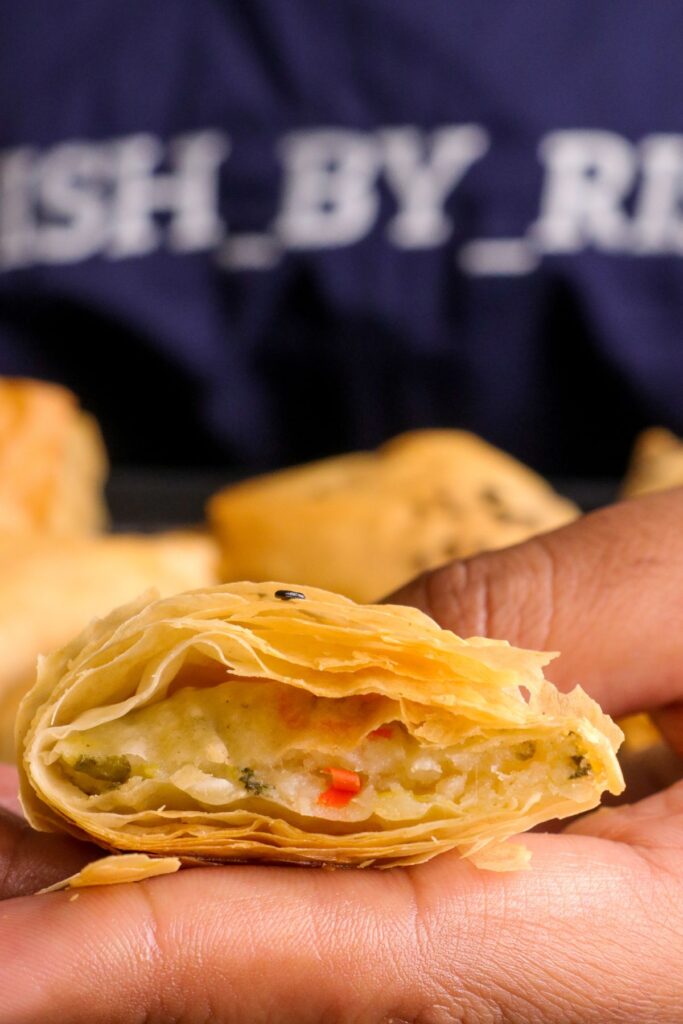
[1, 490, 683, 1023]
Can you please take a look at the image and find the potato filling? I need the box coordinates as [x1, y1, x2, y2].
[51, 678, 598, 823]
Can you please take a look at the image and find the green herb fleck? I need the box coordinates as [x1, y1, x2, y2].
[73, 755, 131, 786]
[569, 754, 592, 779]
[514, 741, 536, 761]
[239, 767, 269, 796]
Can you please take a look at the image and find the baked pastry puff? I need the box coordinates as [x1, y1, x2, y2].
[622, 427, 683, 498]
[17, 582, 623, 887]
[0, 378, 107, 535]
[208, 430, 578, 602]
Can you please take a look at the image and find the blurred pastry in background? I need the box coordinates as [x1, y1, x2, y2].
[622, 427, 683, 498]
[618, 712, 662, 752]
[0, 378, 108, 535]
[0, 530, 218, 761]
[209, 429, 578, 602]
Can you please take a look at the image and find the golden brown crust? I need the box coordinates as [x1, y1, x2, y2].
[17, 582, 623, 875]
[0, 378, 108, 536]
[208, 430, 578, 601]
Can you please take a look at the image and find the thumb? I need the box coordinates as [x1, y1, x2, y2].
[0, 766, 97, 899]
[388, 488, 683, 719]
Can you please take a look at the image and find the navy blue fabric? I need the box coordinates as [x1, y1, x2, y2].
[1, 1, 683, 473]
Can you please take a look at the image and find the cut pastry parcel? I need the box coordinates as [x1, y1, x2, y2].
[17, 583, 624, 885]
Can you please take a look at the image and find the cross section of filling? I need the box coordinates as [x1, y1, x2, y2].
[50, 677, 598, 823]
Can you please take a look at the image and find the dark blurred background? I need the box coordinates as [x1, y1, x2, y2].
[2, 1, 683, 488]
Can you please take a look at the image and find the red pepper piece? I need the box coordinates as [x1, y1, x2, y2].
[322, 767, 361, 792]
[318, 786, 356, 808]
[368, 726, 393, 739]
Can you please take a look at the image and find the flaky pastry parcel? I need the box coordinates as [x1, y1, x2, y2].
[622, 427, 683, 499]
[0, 377, 107, 536]
[209, 430, 578, 602]
[17, 583, 623, 884]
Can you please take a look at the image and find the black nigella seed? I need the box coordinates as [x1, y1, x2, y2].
[274, 589, 306, 601]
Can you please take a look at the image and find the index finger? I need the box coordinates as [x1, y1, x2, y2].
[389, 489, 683, 719]
[0, 832, 678, 1024]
